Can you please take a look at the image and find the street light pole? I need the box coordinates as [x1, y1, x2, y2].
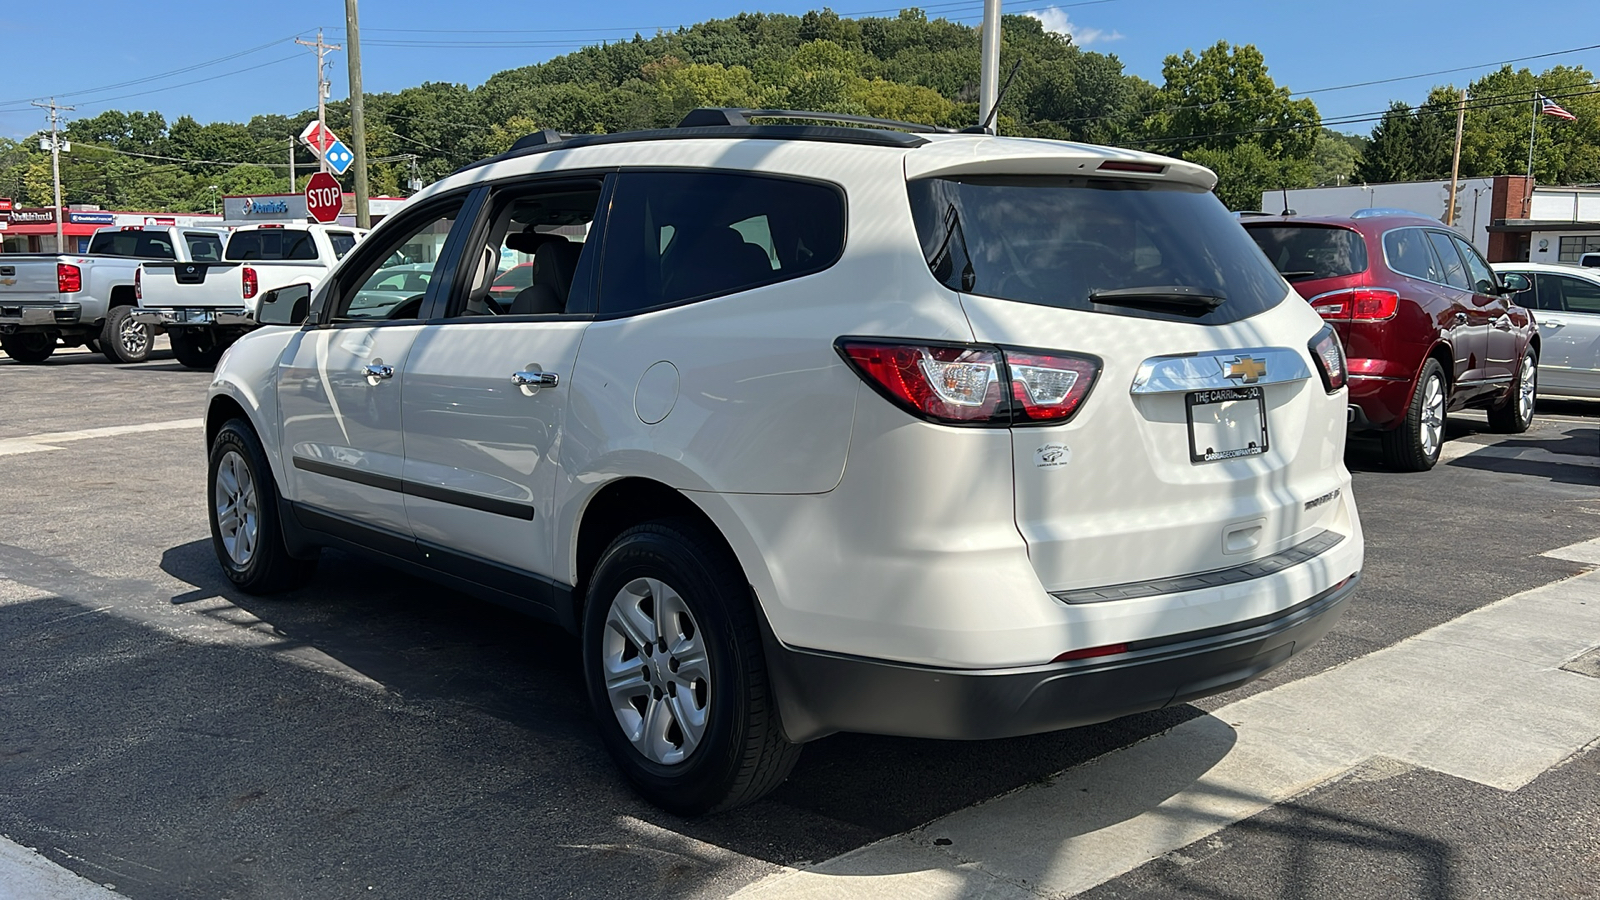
[345, 0, 370, 228]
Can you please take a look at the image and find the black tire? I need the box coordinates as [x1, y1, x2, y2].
[0, 332, 55, 364]
[1380, 358, 1447, 472]
[582, 519, 800, 815]
[1487, 349, 1537, 434]
[170, 329, 224, 370]
[100, 305, 152, 364]
[207, 419, 318, 594]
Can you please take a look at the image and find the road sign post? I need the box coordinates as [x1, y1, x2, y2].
[305, 172, 343, 224]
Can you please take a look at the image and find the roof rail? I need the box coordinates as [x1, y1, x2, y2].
[1351, 207, 1432, 220]
[509, 129, 566, 152]
[677, 107, 952, 134]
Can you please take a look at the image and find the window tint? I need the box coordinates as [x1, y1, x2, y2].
[333, 203, 462, 322]
[87, 230, 177, 259]
[328, 231, 358, 259]
[1425, 231, 1470, 290]
[599, 171, 845, 316]
[454, 183, 602, 318]
[1383, 228, 1441, 282]
[1246, 225, 1367, 281]
[226, 229, 318, 261]
[184, 232, 223, 262]
[1452, 236, 1496, 295]
[909, 176, 1286, 325]
[1548, 274, 1600, 314]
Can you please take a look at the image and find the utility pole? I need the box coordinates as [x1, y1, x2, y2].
[978, 0, 1002, 134]
[289, 139, 297, 193]
[296, 29, 341, 174]
[1446, 88, 1466, 227]
[345, 0, 370, 227]
[32, 98, 73, 252]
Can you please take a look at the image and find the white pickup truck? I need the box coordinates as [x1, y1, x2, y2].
[0, 225, 227, 364]
[135, 222, 364, 369]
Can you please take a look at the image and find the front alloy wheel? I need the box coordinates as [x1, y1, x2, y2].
[213, 449, 260, 568]
[207, 419, 318, 593]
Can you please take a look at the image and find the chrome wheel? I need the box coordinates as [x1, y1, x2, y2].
[214, 450, 259, 567]
[601, 577, 711, 766]
[1518, 354, 1536, 423]
[118, 315, 150, 357]
[1419, 374, 1445, 459]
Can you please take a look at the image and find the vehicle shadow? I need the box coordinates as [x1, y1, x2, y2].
[157, 538, 1209, 864]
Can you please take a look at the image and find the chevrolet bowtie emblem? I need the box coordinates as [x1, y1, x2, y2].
[1225, 356, 1267, 384]
[0, 278, 15, 286]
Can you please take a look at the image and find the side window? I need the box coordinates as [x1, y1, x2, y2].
[1532, 274, 1565, 311]
[1425, 231, 1470, 290]
[598, 171, 846, 316]
[331, 202, 464, 322]
[449, 181, 604, 318]
[1383, 228, 1440, 282]
[136, 234, 176, 259]
[1551, 275, 1600, 314]
[185, 232, 223, 262]
[327, 231, 358, 259]
[1452, 236, 1496, 295]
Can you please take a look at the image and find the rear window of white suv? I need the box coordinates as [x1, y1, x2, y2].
[908, 175, 1287, 324]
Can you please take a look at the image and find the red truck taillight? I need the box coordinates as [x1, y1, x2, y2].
[836, 338, 1101, 426]
[242, 267, 258, 300]
[57, 263, 81, 294]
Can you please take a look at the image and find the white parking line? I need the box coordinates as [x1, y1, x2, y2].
[0, 836, 128, 900]
[0, 419, 203, 457]
[737, 538, 1600, 899]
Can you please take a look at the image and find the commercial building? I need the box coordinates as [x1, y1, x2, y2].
[0, 203, 224, 254]
[221, 192, 408, 227]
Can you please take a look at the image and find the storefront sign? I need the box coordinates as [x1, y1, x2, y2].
[143, 216, 177, 227]
[0, 199, 13, 213]
[8, 208, 55, 225]
[68, 211, 115, 225]
[222, 194, 307, 223]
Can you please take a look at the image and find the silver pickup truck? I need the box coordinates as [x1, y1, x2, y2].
[134, 223, 363, 369]
[0, 225, 227, 364]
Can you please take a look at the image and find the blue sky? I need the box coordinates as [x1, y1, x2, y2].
[2, 0, 1595, 141]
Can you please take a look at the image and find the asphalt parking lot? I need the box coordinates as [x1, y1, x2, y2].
[2, 344, 1597, 899]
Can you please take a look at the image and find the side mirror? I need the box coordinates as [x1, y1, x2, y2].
[1498, 272, 1531, 295]
[255, 283, 312, 326]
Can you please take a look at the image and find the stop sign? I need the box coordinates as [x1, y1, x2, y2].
[305, 172, 343, 224]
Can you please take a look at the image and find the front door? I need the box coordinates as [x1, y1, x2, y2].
[276, 198, 469, 538]
[1535, 272, 1600, 395]
[400, 177, 606, 599]
[1455, 235, 1517, 384]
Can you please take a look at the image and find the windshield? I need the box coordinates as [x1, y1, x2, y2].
[1245, 225, 1368, 281]
[86, 230, 177, 259]
[907, 176, 1287, 324]
[226, 229, 317, 261]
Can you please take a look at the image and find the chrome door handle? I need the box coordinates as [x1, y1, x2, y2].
[1492, 317, 1512, 331]
[1542, 318, 1567, 327]
[512, 370, 559, 389]
[363, 363, 395, 380]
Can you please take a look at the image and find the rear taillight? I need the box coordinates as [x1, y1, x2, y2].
[57, 263, 81, 294]
[1308, 288, 1399, 321]
[134, 267, 142, 301]
[1309, 325, 1347, 393]
[242, 267, 258, 300]
[837, 339, 1101, 426]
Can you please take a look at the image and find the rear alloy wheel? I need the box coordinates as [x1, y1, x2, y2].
[1381, 358, 1447, 472]
[100, 305, 152, 363]
[1, 332, 55, 364]
[170, 329, 224, 370]
[1487, 350, 1537, 434]
[208, 419, 318, 593]
[582, 520, 800, 815]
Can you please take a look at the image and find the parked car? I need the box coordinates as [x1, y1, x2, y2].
[133, 223, 365, 369]
[1243, 210, 1539, 470]
[0, 224, 227, 364]
[207, 108, 1363, 814]
[1577, 252, 1599, 268]
[1492, 262, 1600, 398]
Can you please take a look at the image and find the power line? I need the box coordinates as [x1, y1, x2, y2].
[0, 54, 306, 115]
[0, 33, 311, 108]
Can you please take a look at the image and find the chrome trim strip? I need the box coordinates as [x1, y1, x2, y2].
[1130, 346, 1312, 395]
[1051, 530, 1345, 605]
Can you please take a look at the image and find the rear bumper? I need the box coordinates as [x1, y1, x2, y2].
[0, 303, 80, 327]
[762, 572, 1359, 743]
[1346, 372, 1413, 431]
[130, 307, 252, 328]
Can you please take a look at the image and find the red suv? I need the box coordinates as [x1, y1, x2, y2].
[1243, 211, 1539, 470]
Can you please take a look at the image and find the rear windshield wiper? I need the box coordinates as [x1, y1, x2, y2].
[1089, 285, 1226, 313]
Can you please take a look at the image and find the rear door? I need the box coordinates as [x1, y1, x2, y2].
[907, 174, 1347, 592]
[1536, 272, 1600, 394]
[398, 177, 603, 597]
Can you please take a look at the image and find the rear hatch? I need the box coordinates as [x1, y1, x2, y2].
[0, 257, 67, 305]
[905, 169, 1350, 592]
[1243, 222, 1371, 346]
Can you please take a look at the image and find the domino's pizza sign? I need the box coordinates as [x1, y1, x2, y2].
[323, 140, 354, 176]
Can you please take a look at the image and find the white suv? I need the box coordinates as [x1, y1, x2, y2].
[204, 109, 1363, 814]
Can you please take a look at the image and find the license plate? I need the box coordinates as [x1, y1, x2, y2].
[1186, 387, 1268, 463]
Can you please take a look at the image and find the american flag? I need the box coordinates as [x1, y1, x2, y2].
[1540, 94, 1577, 120]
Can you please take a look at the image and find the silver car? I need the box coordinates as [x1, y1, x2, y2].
[1492, 262, 1600, 399]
